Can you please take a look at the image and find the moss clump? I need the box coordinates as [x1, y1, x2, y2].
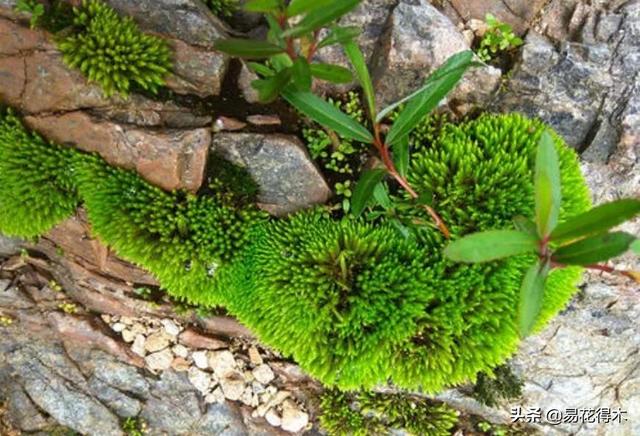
[319, 389, 459, 436]
[58, 0, 172, 97]
[74, 153, 266, 306]
[472, 364, 523, 407]
[223, 211, 436, 388]
[206, 153, 260, 205]
[0, 109, 80, 238]
[204, 0, 238, 19]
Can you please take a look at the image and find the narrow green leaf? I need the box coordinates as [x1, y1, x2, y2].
[518, 260, 550, 337]
[317, 26, 361, 49]
[342, 41, 376, 120]
[513, 216, 538, 237]
[372, 182, 392, 210]
[266, 14, 284, 45]
[393, 135, 409, 178]
[244, 0, 282, 12]
[286, 0, 333, 17]
[443, 230, 539, 263]
[351, 169, 387, 217]
[281, 87, 374, 143]
[282, 0, 361, 39]
[247, 62, 275, 77]
[213, 38, 284, 59]
[310, 63, 353, 84]
[270, 53, 294, 72]
[535, 131, 562, 238]
[552, 232, 636, 266]
[251, 68, 292, 102]
[291, 57, 312, 91]
[384, 51, 475, 145]
[632, 239, 640, 255]
[550, 199, 640, 243]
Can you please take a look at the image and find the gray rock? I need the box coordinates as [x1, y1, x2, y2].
[212, 133, 332, 216]
[0, 233, 22, 257]
[371, 0, 501, 110]
[3, 382, 51, 432]
[89, 377, 143, 418]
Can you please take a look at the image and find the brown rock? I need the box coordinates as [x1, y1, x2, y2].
[25, 111, 210, 192]
[179, 328, 227, 350]
[246, 115, 281, 126]
[447, 0, 547, 34]
[0, 16, 51, 55]
[166, 38, 229, 97]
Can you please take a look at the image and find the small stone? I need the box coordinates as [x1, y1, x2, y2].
[131, 334, 146, 357]
[101, 314, 112, 323]
[247, 114, 281, 126]
[213, 116, 247, 132]
[205, 388, 226, 404]
[468, 18, 488, 36]
[179, 329, 227, 350]
[145, 349, 173, 371]
[192, 350, 209, 369]
[144, 331, 171, 353]
[172, 344, 189, 358]
[209, 350, 236, 378]
[219, 371, 246, 401]
[281, 400, 309, 433]
[256, 390, 291, 417]
[111, 322, 126, 332]
[171, 357, 190, 372]
[462, 29, 475, 46]
[265, 408, 282, 427]
[121, 329, 136, 343]
[252, 364, 275, 385]
[161, 319, 181, 336]
[240, 387, 259, 407]
[120, 316, 135, 325]
[188, 367, 212, 394]
[248, 346, 263, 365]
[252, 381, 266, 395]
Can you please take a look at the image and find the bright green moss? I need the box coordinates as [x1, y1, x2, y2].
[0, 109, 79, 238]
[223, 211, 437, 388]
[319, 389, 459, 436]
[74, 153, 266, 306]
[58, 0, 172, 97]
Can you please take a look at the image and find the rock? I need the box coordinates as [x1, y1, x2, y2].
[444, 0, 547, 34]
[247, 114, 281, 126]
[371, 0, 501, 110]
[88, 377, 143, 418]
[25, 112, 210, 193]
[131, 335, 146, 357]
[171, 357, 190, 372]
[248, 346, 263, 365]
[188, 367, 212, 393]
[280, 400, 309, 433]
[238, 62, 261, 103]
[3, 383, 51, 432]
[212, 133, 332, 216]
[179, 328, 228, 350]
[209, 350, 237, 378]
[160, 319, 181, 337]
[0, 233, 23, 257]
[111, 322, 126, 333]
[144, 331, 171, 353]
[256, 390, 291, 417]
[145, 349, 174, 371]
[192, 350, 210, 369]
[172, 344, 189, 358]
[220, 371, 246, 401]
[252, 364, 275, 385]
[265, 408, 282, 427]
[205, 387, 226, 404]
[213, 116, 247, 132]
[240, 386, 259, 407]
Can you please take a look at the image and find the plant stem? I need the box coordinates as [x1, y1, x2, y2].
[552, 261, 639, 283]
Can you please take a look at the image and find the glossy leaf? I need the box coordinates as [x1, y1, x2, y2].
[632, 239, 640, 255]
[282, 0, 361, 39]
[518, 260, 550, 337]
[317, 26, 361, 49]
[342, 41, 375, 120]
[513, 216, 538, 237]
[310, 63, 353, 83]
[384, 51, 475, 145]
[247, 62, 274, 77]
[291, 57, 312, 91]
[351, 169, 387, 217]
[552, 231, 636, 266]
[534, 131, 562, 238]
[266, 14, 284, 44]
[213, 38, 284, 59]
[550, 199, 640, 243]
[286, 0, 333, 16]
[372, 182, 392, 209]
[443, 230, 539, 263]
[251, 68, 292, 102]
[244, 0, 282, 12]
[393, 135, 409, 178]
[281, 87, 373, 143]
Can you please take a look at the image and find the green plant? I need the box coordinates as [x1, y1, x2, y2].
[444, 126, 640, 336]
[204, 0, 238, 19]
[15, 0, 45, 28]
[122, 417, 147, 436]
[57, 0, 172, 97]
[472, 364, 523, 407]
[58, 302, 79, 314]
[214, 0, 480, 237]
[0, 109, 80, 238]
[476, 14, 523, 63]
[222, 211, 436, 388]
[334, 181, 352, 212]
[319, 389, 458, 436]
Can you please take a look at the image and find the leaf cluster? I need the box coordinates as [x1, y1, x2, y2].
[204, 0, 239, 19]
[57, 0, 172, 97]
[477, 14, 523, 63]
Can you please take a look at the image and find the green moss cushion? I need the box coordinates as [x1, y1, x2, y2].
[0, 110, 80, 238]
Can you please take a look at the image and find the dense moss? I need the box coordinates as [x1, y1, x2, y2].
[472, 364, 523, 407]
[319, 389, 459, 436]
[0, 110, 80, 238]
[58, 0, 172, 97]
[74, 153, 266, 306]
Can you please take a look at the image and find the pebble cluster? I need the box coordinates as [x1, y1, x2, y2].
[101, 314, 310, 433]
